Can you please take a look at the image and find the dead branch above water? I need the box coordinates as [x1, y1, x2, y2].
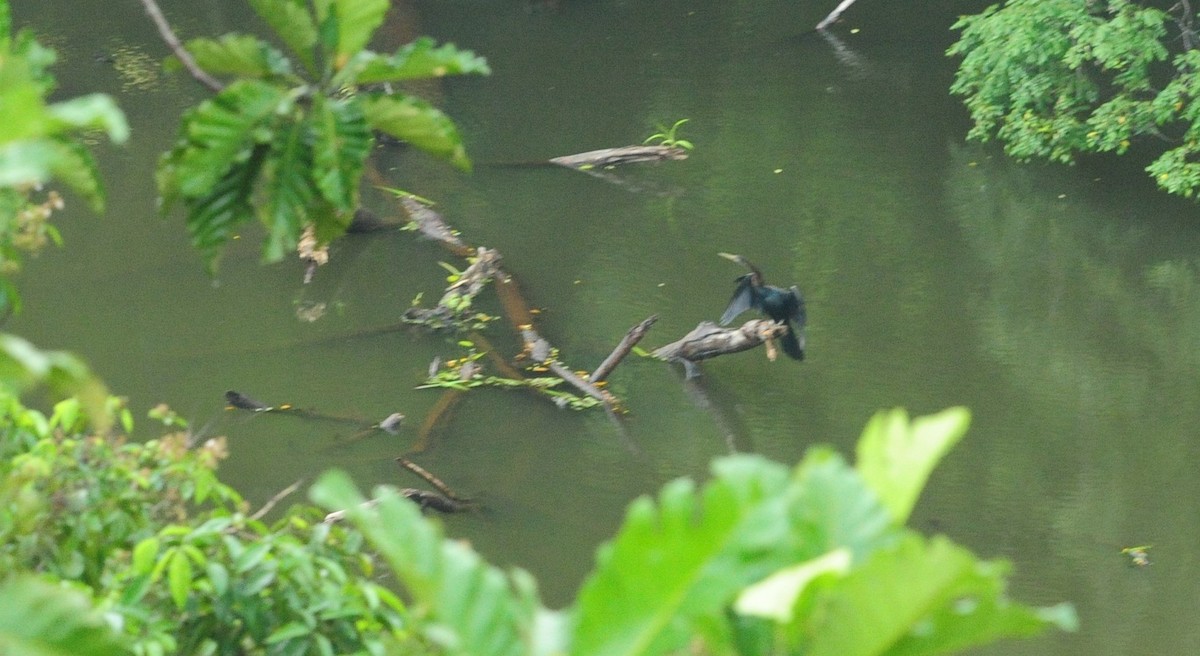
[653, 320, 788, 378]
[549, 145, 689, 170]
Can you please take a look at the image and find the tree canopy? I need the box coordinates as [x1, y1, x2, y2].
[949, 0, 1200, 200]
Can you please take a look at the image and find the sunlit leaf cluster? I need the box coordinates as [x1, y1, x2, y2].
[0, 6, 128, 311]
[949, 0, 1200, 200]
[0, 395, 417, 655]
[314, 406, 1077, 656]
[157, 0, 489, 271]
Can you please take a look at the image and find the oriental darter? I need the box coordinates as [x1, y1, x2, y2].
[717, 252, 806, 361]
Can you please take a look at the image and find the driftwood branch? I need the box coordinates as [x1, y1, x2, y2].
[138, 0, 224, 92]
[399, 197, 471, 255]
[817, 0, 860, 30]
[549, 145, 689, 170]
[590, 315, 657, 383]
[397, 457, 470, 503]
[653, 320, 788, 377]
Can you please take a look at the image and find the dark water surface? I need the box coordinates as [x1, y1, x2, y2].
[12, 1, 1200, 653]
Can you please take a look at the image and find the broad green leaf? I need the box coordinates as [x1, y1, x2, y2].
[344, 38, 490, 85]
[0, 55, 48, 141]
[0, 576, 132, 656]
[0, 0, 10, 44]
[734, 549, 851, 623]
[132, 537, 161, 575]
[0, 141, 57, 187]
[183, 34, 292, 79]
[46, 93, 129, 143]
[361, 93, 470, 171]
[330, 0, 389, 64]
[168, 548, 194, 610]
[805, 535, 1075, 656]
[247, 0, 317, 75]
[311, 470, 531, 656]
[311, 95, 370, 211]
[259, 117, 313, 263]
[45, 137, 105, 212]
[182, 149, 264, 272]
[856, 407, 970, 524]
[571, 455, 798, 656]
[172, 79, 286, 198]
[790, 448, 897, 563]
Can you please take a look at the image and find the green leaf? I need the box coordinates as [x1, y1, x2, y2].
[132, 537, 160, 575]
[168, 548, 194, 610]
[247, 0, 318, 75]
[310, 95, 370, 212]
[45, 137, 106, 212]
[855, 407, 970, 524]
[310, 470, 532, 656]
[259, 116, 313, 263]
[361, 93, 470, 171]
[171, 79, 286, 199]
[330, 0, 389, 64]
[183, 34, 292, 79]
[0, 576, 131, 656]
[345, 38, 490, 85]
[571, 455, 797, 656]
[46, 93, 129, 144]
[805, 535, 1076, 656]
[266, 621, 313, 644]
[734, 549, 851, 623]
[180, 148, 264, 272]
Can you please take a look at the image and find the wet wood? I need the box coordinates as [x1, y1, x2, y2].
[549, 145, 689, 170]
[397, 457, 471, 503]
[402, 246, 502, 326]
[398, 197, 471, 255]
[653, 320, 788, 377]
[590, 315, 657, 383]
[817, 0, 860, 30]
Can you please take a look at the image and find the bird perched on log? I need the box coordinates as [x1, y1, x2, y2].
[717, 253, 806, 361]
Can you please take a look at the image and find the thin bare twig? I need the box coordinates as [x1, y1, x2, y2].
[249, 479, 303, 521]
[138, 0, 224, 92]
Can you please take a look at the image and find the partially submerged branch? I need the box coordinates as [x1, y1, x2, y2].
[653, 320, 788, 377]
[549, 145, 689, 170]
[590, 315, 657, 383]
[402, 246, 501, 329]
[816, 0, 860, 31]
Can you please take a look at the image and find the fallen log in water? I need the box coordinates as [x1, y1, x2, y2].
[653, 320, 788, 378]
[549, 144, 689, 170]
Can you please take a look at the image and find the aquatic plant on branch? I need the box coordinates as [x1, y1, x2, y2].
[313, 406, 1077, 656]
[151, 0, 489, 271]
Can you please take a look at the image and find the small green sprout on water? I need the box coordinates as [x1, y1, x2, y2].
[1121, 545, 1151, 567]
[644, 118, 694, 151]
